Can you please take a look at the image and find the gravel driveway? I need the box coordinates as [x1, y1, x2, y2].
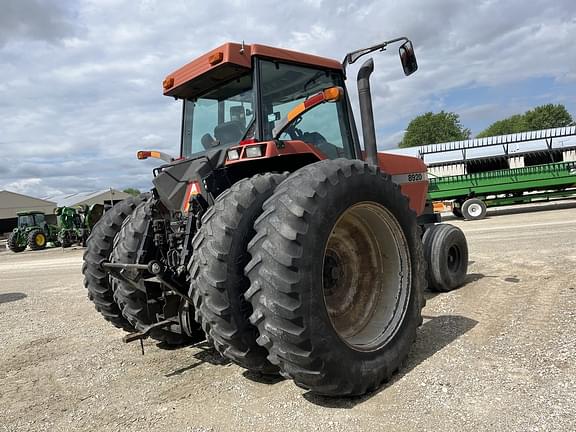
[1, 205, 575, 431]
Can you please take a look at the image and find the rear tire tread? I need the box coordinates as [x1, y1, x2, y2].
[82, 196, 144, 331]
[7, 231, 25, 253]
[245, 159, 426, 396]
[190, 173, 287, 373]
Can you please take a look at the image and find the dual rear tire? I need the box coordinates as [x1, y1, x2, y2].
[245, 160, 425, 396]
[192, 159, 426, 396]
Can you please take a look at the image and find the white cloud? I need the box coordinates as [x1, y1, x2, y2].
[0, 0, 575, 197]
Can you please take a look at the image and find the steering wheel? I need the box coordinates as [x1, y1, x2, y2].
[283, 117, 304, 140]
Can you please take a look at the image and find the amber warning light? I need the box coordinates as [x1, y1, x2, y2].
[163, 76, 174, 90]
[137, 150, 174, 163]
[137, 151, 156, 159]
[208, 51, 224, 66]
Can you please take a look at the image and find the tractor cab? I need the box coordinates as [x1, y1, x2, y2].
[17, 211, 46, 229]
[175, 50, 357, 163]
[143, 40, 426, 214]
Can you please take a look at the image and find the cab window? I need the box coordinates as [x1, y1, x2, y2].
[258, 59, 354, 159]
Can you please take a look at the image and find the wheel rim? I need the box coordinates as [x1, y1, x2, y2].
[467, 203, 482, 218]
[36, 233, 46, 246]
[447, 245, 461, 273]
[322, 202, 411, 352]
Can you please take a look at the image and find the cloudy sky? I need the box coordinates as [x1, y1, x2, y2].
[1, 0, 575, 198]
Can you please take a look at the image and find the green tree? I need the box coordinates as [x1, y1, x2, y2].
[400, 111, 471, 148]
[476, 114, 527, 138]
[477, 104, 573, 138]
[123, 188, 141, 197]
[523, 104, 573, 130]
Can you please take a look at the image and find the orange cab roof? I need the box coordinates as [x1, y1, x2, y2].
[163, 42, 343, 97]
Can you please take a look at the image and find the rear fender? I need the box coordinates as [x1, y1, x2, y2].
[376, 152, 428, 215]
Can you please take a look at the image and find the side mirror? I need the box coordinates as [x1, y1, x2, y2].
[399, 40, 418, 76]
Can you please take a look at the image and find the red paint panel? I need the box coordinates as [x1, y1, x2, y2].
[377, 151, 428, 215]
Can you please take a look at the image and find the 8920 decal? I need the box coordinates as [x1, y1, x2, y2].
[407, 173, 424, 182]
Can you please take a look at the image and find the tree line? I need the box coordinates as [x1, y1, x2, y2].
[399, 104, 574, 148]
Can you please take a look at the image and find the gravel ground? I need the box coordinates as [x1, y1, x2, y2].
[1, 205, 575, 432]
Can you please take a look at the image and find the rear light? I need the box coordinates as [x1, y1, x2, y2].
[182, 181, 201, 213]
[227, 149, 240, 160]
[245, 145, 263, 158]
[239, 138, 256, 145]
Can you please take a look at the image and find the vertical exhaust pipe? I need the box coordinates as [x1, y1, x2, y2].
[357, 58, 378, 166]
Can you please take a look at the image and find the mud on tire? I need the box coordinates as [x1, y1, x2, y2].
[82, 195, 145, 331]
[189, 173, 287, 373]
[245, 159, 426, 396]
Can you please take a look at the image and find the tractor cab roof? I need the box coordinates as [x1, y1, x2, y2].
[162, 42, 343, 100]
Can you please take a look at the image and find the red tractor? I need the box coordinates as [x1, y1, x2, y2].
[83, 38, 468, 396]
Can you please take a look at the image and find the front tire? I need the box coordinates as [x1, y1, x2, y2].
[245, 159, 425, 396]
[423, 224, 468, 292]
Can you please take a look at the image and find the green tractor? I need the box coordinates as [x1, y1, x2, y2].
[56, 205, 104, 248]
[7, 211, 59, 253]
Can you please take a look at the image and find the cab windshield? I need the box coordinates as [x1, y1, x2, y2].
[181, 73, 254, 157]
[258, 59, 354, 159]
[18, 214, 35, 227]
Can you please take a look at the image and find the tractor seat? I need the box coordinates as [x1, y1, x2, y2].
[214, 121, 244, 146]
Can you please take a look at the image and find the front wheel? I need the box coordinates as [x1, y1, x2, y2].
[245, 159, 425, 396]
[423, 223, 468, 292]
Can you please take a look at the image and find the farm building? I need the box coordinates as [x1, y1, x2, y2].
[0, 190, 57, 235]
[45, 189, 132, 208]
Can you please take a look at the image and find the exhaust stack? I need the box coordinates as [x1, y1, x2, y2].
[357, 58, 378, 166]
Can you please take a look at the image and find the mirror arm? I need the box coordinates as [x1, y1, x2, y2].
[342, 36, 408, 73]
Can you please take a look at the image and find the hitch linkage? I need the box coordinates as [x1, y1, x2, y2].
[100, 259, 194, 305]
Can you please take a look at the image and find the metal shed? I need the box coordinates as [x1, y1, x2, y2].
[0, 190, 57, 235]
